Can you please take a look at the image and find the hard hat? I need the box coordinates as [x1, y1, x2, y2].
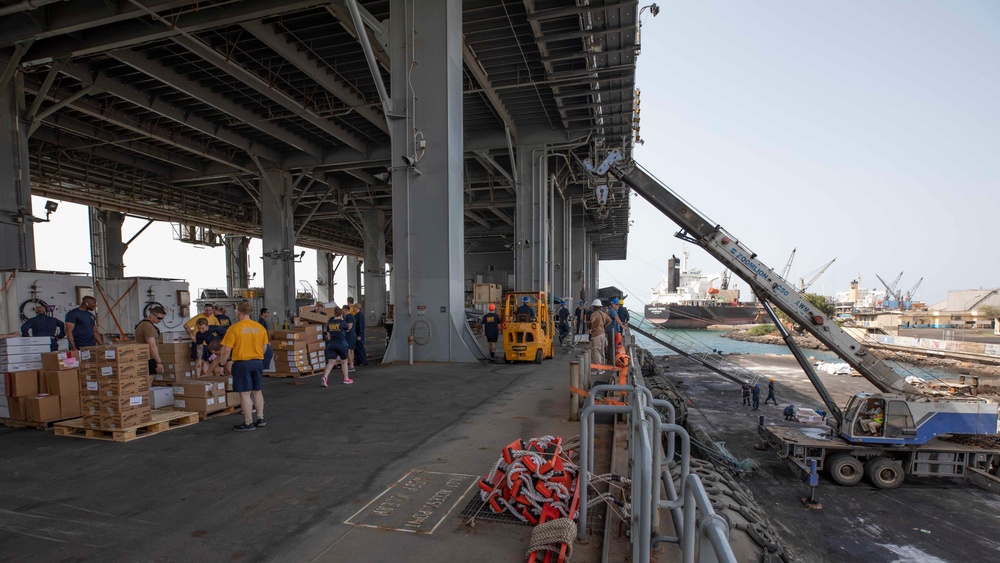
[770, 378, 775, 382]
[579, 300, 584, 306]
[591, 298, 603, 307]
[610, 297, 620, 305]
[488, 303, 495, 311]
[522, 296, 530, 303]
[754, 383, 760, 387]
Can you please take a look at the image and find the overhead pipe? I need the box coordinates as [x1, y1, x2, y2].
[0, 0, 66, 19]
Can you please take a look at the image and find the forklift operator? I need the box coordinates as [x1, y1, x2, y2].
[516, 296, 535, 319]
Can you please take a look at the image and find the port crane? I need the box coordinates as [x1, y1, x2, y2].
[600, 153, 1000, 489]
[876, 272, 904, 302]
[903, 277, 923, 302]
[798, 258, 836, 292]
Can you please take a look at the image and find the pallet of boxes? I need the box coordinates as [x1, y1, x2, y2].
[1, 337, 83, 429]
[157, 330, 235, 419]
[270, 314, 326, 378]
[53, 343, 199, 442]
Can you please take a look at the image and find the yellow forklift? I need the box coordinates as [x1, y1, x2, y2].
[501, 291, 554, 364]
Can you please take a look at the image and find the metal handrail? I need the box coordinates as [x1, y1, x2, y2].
[575, 342, 737, 563]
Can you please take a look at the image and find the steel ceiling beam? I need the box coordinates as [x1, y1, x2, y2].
[37, 113, 202, 172]
[55, 88, 252, 173]
[241, 19, 389, 136]
[463, 43, 519, 139]
[536, 24, 636, 44]
[31, 127, 173, 178]
[173, 34, 368, 155]
[0, 0, 192, 48]
[18, 0, 329, 66]
[525, 0, 632, 22]
[110, 49, 318, 160]
[53, 59, 277, 167]
[325, 1, 389, 71]
[541, 45, 639, 64]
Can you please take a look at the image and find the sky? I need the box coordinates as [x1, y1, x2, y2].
[27, 1, 999, 308]
[608, 0, 1000, 308]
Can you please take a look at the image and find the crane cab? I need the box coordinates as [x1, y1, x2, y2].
[501, 291, 554, 364]
[840, 392, 1000, 445]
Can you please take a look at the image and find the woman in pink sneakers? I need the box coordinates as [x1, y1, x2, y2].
[321, 306, 352, 386]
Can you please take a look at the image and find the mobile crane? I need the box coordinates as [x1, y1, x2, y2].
[604, 154, 1000, 489]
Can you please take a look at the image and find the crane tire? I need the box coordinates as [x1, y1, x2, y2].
[865, 457, 905, 490]
[827, 453, 864, 486]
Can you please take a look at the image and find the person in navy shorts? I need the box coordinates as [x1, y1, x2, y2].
[321, 307, 352, 386]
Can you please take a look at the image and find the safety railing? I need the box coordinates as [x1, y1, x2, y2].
[575, 343, 737, 563]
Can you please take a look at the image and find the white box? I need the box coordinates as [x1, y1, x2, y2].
[1, 362, 43, 372]
[0, 336, 52, 346]
[0, 344, 52, 355]
[796, 407, 823, 423]
[149, 387, 175, 409]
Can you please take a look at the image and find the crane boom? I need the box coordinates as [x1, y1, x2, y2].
[618, 162, 919, 398]
[780, 248, 796, 279]
[800, 258, 836, 291]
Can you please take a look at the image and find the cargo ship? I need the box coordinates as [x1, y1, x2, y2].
[644, 247, 763, 329]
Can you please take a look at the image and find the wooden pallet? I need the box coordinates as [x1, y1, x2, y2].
[199, 406, 238, 420]
[53, 409, 199, 442]
[266, 371, 320, 380]
[0, 418, 64, 430]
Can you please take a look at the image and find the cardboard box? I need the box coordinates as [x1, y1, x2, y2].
[100, 408, 152, 429]
[149, 386, 174, 409]
[272, 330, 301, 341]
[95, 363, 149, 379]
[82, 395, 101, 416]
[99, 377, 149, 398]
[26, 394, 61, 422]
[158, 342, 195, 356]
[199, 376, 230, 395]
[5, 371, 39, 397]
[306, 341, 324, 353]
[7, 397, 26, 419]
[159, 331, 192, 344]
[0, 336, 51, 347]
[297, 310, 330, 324]
[154, 371, 192, 383]
[90, 344, 150, 364]
[0, 352, 47, 365]
[44, 369, 79, 396]
[40, 351, 82, 371]
[102, 394, 149, 413]
[60, 394, 81, 419]
[1, 362, 43, 372]
[172, 380, 221, 398]
[226, 391, 241, 408]
[174, 395, 227, 413]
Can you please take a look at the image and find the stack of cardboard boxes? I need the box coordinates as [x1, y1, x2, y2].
[172, 376, 230, 416]
[1, 337, 82, 424]
[154, 331, 197, 384]
[79, 343, 152, 430]
[270, 324, 325, 377]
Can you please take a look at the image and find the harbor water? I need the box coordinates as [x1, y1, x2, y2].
[635, 329, 951, 382]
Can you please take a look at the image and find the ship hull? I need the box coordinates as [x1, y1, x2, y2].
[643, 304, 762, 329]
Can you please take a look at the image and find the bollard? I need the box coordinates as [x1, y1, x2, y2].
[570, 361, 580, 420]
[582, 349, 591, 389]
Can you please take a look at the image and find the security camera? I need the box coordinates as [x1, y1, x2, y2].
[401, 155, 416, 167]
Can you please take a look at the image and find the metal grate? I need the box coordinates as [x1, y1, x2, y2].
[458, 493, 607, 533]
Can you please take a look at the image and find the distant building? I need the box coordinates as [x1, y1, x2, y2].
[898, 289, 1000, 329]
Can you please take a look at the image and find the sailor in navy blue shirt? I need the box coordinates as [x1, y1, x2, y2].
[352, 304, 368, 366]
[516, 296, 535, 318]
[65, 296, 103, 350]
[21, 305, 66, 351]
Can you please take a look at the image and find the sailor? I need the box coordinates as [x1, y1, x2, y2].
[557, 301, 570, 346]
[588, 299, 611, 366]
[65, 296, 103, 350]
[21, 305, 65, 352]
[516, 296, 535, 319]
[783, 404, 796, 421]
[741, 383, 751, 406]
[481, 304, 501, 362]
[764, 378, 778, 405]
[752, 383, 761, 410]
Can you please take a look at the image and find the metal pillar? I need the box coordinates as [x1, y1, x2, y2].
[89, 209, 125, 279]
[572, 214, 588, 302]
[224, 235, 250, 297]
[0, 72, 35, 270]
[316, 251, 336, 303]
[514, 145, 548, 291]
[383, 0, 482, 362]
[261, 169, 297, 326]
[588, 242, 600, 297]
[362, 208, 387, 325]
[346, 255, 361, 304]
[552, 193, 569, 301]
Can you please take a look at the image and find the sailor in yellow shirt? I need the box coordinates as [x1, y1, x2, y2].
[218, 301, 269, 432]
[184, 303, 219, 362]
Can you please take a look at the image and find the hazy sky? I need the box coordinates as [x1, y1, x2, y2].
[28, 1, 998, 308]
[610, 0, 999, 307]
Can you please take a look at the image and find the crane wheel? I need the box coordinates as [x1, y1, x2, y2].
[534, 349, 543, 364]
[865, 457, 905, 490]
[827, 453, 864, 486]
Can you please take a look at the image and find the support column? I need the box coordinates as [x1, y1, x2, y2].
[224, 235, 250, 297]
[588, 242, 600, 299]
[572, 208, 587, 302]
[513, 146, 548, 291]
[0, 73, 35, 270]
[345, 256, 361, 304]
[261, 170, 296, 326]
[383, 0, 482, 362]
[89, 209, 125, 279]
[362, 208, 387, 325]
[551, 193, 568, 301]
[316, 251, 336, 303]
